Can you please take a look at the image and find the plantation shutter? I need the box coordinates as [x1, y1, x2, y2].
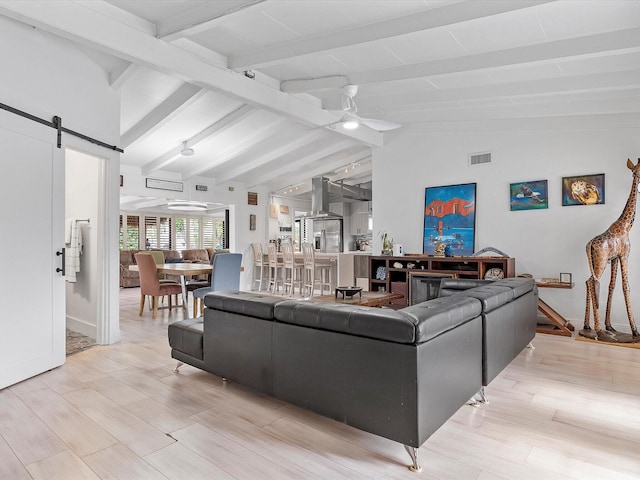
[144, 216, 158, 249]
[202, 218, 215, 249]
[159, 216, 172, 249]
[188, 218, 200, 249]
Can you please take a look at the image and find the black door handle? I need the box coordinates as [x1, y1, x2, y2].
[56, 248, 65, 276]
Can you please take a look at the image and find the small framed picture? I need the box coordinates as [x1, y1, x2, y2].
[562, 174, 604, 206]
[249, 214, 256, 231]
[509, 179, 548, 211]
[559, 272, 572, 284]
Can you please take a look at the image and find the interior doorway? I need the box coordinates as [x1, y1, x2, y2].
[65, 148, 103, 341]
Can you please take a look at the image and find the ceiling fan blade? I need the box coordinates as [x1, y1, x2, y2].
[360, 117, 402, 131]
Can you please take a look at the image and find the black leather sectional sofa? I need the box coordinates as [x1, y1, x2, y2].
[168, 277, 537, 472]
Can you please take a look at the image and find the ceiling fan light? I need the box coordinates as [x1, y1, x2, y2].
[167, 201, 207, 211]
[342, 117, 359, 130]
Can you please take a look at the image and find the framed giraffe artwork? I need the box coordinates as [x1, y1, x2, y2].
[562, 173, 605, 206]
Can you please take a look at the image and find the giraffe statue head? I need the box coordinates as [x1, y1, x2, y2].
[627, 157, 640, 180]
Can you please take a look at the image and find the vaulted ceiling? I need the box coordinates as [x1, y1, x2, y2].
[2, 0, 640, 200]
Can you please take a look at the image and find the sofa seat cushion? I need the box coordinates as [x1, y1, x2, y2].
[275, 300, 418, 344]
[168, 318, 204, 360]
[204, 291, 284, 320]
[400, 295, 483, 343]
[451, 285, 514, 313]
[490, 277, 535, 299]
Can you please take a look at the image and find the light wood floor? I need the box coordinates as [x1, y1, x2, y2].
[2, 288, 640, 479]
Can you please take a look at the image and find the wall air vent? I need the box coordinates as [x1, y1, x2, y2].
[469, 152, 492, 166]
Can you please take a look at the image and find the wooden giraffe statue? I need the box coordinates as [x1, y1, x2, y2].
[583, 158, 640, 340]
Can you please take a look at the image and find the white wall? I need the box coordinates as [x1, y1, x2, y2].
[0, 15, 121, 346]
[66, 149, 101, 337]
[374, 118, 640, 330]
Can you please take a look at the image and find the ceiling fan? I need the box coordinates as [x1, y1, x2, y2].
[332, 84, 401, 132]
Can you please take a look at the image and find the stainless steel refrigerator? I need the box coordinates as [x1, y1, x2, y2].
[312, 218, 343, 253]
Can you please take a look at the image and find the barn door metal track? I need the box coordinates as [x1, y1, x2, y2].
[0, 101, 124, 153]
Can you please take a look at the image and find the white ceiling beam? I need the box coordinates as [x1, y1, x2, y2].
[156, 0, 265, 41]
[230, 0, 556, 71]
[0, 0, 383, 147]
[109, 61, 138, 90]
[141, 104, 255, 176]
[181, 118, 288, 179]
[263, 148, 372, 192]
[121, 83, 205, 148]
[213, 130, 329, 184]
[370, 70, 640, 112]
[170, 38, 228, 68]
[345, 27, 640, 88]
[395, 95, 640, 123]
[243, 140, 360, 187]
[77, 0, 155, 36]
[238, 136, 354, 187]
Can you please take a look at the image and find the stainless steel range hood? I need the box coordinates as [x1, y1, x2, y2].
[307, 176, 372, 218]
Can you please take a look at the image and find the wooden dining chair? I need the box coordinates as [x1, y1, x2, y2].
[147, 250, 180, 305]
[134, 253, 184, 319]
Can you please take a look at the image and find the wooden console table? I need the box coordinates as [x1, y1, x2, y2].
[535, 280, 575, 336]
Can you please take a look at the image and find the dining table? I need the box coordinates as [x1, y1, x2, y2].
[129, 262, 212, 317]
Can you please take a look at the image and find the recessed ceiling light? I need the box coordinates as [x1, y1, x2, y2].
[180, 141, 195, 156]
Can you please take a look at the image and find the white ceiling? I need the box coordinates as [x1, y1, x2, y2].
[2, 0, 640, 201]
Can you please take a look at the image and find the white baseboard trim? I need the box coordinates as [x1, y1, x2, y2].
[66, 315, 97, 339]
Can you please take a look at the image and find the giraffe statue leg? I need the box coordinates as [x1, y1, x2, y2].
[619, 257, 639, 337]
[604, 258, 618, 332]
[584, 278, 593, 331]
[591, 278, 602, 332]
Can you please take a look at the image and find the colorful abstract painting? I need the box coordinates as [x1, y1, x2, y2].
[510, 179, 548, 211]
[562, 174, 605, 206]
[423, 183, 476, 256]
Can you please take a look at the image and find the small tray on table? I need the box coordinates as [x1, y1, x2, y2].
[335, 286, 363, 300]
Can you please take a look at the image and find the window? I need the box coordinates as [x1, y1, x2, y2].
[120, 212, 227, 251]
[119, 214, 140, 250]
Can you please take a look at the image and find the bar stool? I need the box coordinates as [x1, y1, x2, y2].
[267, 243, 284, 294]
[282, 242, 303, 296]
[302, 242, 332, 297]
[251, 242, 268, 291]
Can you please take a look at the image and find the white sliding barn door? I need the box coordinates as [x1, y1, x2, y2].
[0, 118, 65, 389]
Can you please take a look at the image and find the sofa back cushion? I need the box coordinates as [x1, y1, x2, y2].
[490, 277, 535, 299]
[400, 295, 483, 343]
[182, 249, 210, 263]
[204, 291, 284, 320]
[275, 295, 482, 345]
[275, 300, 418, 344]
[450, 285, 514, 313]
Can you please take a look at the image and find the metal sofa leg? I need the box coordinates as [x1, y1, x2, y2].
[467, 386, 489, 406]
[173, 361, 184, 373]
[403, 445, 422, 472]
[527, 342, 535, 349]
